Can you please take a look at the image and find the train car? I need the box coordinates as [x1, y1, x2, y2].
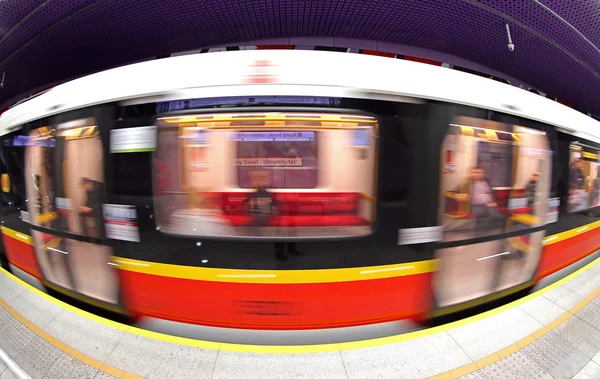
[0, 50, 600, 330]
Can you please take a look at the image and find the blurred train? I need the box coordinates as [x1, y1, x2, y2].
[1, 49, 600, 330]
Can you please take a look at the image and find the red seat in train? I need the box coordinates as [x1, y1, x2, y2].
[219, 192, 369, 227]
[445, 188, 532, 218]
[506, 188, 533, 215]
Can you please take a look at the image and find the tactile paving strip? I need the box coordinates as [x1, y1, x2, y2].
[14, 335, 64, 378]
[576, 302, 600, 330]
[0, 302, 118, 379]
[554, 315, 600, 359]
[94, 373, 119, 379]
[481, 350, 551, 379]
[0, 313, 36, 358]
[460, 370, 490, 378]
[521, 331, 577, 372]
[43, 354, 99, 379]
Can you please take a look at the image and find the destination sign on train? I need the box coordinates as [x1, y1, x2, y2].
[230, 131, 315, 142]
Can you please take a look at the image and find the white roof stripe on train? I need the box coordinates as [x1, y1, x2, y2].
[0, 50, 598, 143]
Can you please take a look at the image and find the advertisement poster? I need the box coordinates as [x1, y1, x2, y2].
[398, 226, 444, 245]
[20, 210, 31, 224]
[110, 126, 157, 153]
[546, 197, 560, 224]
[102, 204, 141, 242]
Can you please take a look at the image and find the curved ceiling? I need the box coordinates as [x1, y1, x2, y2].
[0, 0, 599, 115]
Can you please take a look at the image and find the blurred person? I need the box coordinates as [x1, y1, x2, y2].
[246, 169, 274, 228]
[33, 174, 43, 213]
[591, 166, 600, 206]
[569, 159, 589, 211]
[456, 167, 502, 229]
[79, 177, 106, 238]
[286, 146, 300, 157]
[245, 168, 302, 260]
[525, 172, 541, 210]
[569, 158, 585, 190]
[568, 182, 578, 205]
[154, 157, 174, 222]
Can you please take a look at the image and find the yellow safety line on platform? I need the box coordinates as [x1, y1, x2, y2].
[429, 287, 600, 379]
[0, 256, 598, 354]
[0, 298, 144, 379]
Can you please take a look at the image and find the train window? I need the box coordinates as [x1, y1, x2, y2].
[439, 116, 551, 240]
[25, 118, 107, 238]
[434, 116, 552, 307]
[567, 144, 600, 212]
[153, 111, 378, 239]
[0, 134, 26, 210]
[30, 230, 119, 304]
[24, 118, 118, 304]
[24, 126, 57, 227]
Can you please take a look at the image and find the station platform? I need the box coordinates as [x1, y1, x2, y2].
[1, 258, 599, 379]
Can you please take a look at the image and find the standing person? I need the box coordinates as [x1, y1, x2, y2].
[79, 177, 106, 238]
[245, 168, 302, 260]
[569, 158, 585, 190]
[457, 167, 502, 229]
[154, 157, 174, 223]
[525, 172, 541, 211]
[569, 158, 587, 210]
[246, 169, 275, 228]
[591, 166, 600, 207]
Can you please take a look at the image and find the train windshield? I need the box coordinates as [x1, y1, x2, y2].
[153, 112, 378, 239]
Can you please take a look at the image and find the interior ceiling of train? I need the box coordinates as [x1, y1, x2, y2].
[0, 0, 599, 115]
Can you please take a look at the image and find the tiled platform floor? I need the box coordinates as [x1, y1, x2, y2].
[0, 257, 599, 379]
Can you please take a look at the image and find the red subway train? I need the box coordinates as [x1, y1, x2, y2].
[0, 50, 599, 330]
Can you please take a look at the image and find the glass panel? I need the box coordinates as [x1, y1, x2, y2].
[235, 131, 318, 189]
[439, 117, 551, 241]
[25, 118, 119, 305]
[58, 119, 106, 237]
[31, 231, 119, 304]
[434, 231, 544, 307]
[25, 119, 107, 237]
[568, 145, 600, 212]
[24, 126, 57, 228]
[435, 116, 552, 308]
[154, 112, 378, 239]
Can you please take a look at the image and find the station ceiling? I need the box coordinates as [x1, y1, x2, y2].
[0, 0, 599, 115]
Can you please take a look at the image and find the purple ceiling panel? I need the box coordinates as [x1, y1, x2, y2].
[479, 0, 600, 75]
[0, 0, 44, 38]
[0, 0, 100, 60]
[0, 0, 598, 115]
[540, 0, 600, 48]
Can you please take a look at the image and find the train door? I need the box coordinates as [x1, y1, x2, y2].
[434, 116, 551, 311]
[26, 118, 119, 305]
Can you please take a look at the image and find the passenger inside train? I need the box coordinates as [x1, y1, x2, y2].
[153, 112, 378, 240]
[436, 116, 550, 307]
